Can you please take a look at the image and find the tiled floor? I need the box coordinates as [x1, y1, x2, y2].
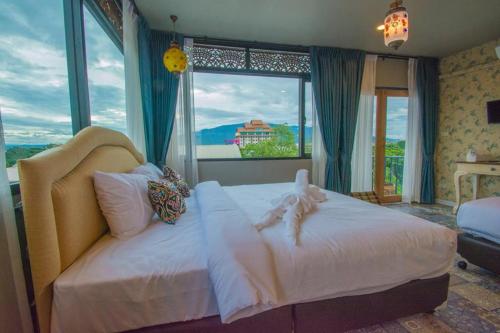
[347, 203, 500, 333]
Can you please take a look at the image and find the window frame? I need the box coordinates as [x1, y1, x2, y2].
[192, 39, 312, 161]
[373, 87, 409, 203]
[7, 0, 122, 187]
[63, 0, 123, 135]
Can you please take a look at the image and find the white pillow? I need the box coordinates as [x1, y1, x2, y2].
[94, 171, 154, 239]
[130, 162, 163, 180]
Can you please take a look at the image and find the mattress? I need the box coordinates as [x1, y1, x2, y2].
[457, 197, 500, 244]
[51, 195, 219, 333]
[52, 183, 456, 333]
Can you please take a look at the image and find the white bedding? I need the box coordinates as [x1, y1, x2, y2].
[195, 181, 280, 323]
[51, 183, 456, 333]
[219, 183, 456, 320]
[457, 197, 500, 244]
[51, 195, 218, 333]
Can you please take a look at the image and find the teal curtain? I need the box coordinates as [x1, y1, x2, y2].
[310, 47, 365, 193]
[138, 16, 183, 166]
[417, 57, 439, 203]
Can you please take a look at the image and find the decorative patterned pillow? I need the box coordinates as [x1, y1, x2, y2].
[162, 166, 191, 198]
[147, 180, 186, 224]
[163, 166, 182, 182]
[173, 178, 191, 198]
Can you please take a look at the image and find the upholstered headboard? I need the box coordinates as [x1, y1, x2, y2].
[18, 127, 144, 333]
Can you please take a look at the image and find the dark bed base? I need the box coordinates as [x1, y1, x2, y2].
[457, 233, 500, 274]
[128, 274, 449, 333]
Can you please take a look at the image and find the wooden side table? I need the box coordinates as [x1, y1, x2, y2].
[453, 161, 500, 214]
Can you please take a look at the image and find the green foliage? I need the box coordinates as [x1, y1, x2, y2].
[383, 141, 405, 194]
[240, 125, 298, 158]
[5, 144, 59, 168]
[369, 140, 406, 195]
[385, 141, 405, 157]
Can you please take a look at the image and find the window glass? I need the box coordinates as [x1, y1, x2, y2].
[0, 0, 72, 181]
[193, 73, 301, 159]
[83, 6, 126, 133]
[384, 96, 408, 195]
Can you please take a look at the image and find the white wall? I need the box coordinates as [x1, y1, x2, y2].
[198, 159, 312, 185]
[376, 58, 408, 88]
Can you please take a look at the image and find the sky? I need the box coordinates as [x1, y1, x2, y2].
[194, 73, 408, 140]
[193, 73, 302, 131]
[0, 0, 125, 145]
[385, 96, 408, 140]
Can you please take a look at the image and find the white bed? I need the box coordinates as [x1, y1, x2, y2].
[457, 196, 500, 244]
[52, 182, 456, 333]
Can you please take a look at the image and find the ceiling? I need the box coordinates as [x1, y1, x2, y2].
[135, 0, 500, 58]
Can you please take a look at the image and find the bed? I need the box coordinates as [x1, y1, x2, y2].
[18, 127, 456, 333]
[456, 197, 500, 274]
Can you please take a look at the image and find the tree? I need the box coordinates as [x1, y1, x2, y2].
[5, 144, 60, 167]
[385, 141, 405, 157]
[240, 124, 298, 158]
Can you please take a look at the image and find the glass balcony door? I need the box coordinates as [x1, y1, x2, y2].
[374, 89, 409, 203]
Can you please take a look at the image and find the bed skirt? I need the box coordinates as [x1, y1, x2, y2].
[127, 273, 449, 333]
[458, 233, 500, 274]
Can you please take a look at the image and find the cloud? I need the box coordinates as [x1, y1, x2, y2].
[193, 72, 300, 130]
[196, 107, 248, 119]
[0, 0, 127, 144]
[0, 35, 69, 89]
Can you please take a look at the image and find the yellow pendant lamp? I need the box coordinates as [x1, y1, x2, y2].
[163, 15, 187, 75]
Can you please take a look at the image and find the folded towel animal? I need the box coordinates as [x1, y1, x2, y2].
[254, 169, 326, 245]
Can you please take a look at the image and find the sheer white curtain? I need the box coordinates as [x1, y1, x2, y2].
[311, 98, 326, 188]
[402, 58, 422, 203]
[166, 38, 198, 186]
[0, 111, 32, 333]
[351, 55, 377, 192]
[123, 0, 146, 157]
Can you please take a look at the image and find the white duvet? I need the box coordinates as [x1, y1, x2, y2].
[197, 182, 457, 323]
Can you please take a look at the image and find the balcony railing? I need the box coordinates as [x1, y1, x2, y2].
[384, 155, 404, 196]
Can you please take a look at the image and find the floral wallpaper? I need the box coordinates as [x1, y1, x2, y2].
[436, 38, 500, 202]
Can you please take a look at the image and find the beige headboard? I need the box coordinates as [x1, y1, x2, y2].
[18, 126, 144, 333]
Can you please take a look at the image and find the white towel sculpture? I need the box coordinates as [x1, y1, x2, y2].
[254, 169, 327, 246]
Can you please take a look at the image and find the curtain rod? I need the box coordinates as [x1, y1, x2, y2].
[189, 35, 414, 60]
[370, 52, 412, 61]
[190, 36, 309, 53]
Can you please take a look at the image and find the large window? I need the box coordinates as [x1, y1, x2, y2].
[0, 0, 124, 182]
[83, 5, 126, 133]
[192, 43, 311, 160]
[0, 0, 72, 181]
[194, 73, 309, 159]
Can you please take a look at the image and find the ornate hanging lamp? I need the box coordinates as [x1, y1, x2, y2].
[163, 15, 187, 75]
[383, 0, 409, 50]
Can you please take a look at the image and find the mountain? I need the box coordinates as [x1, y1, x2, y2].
[196, 123, 313, 145]
[196, 123, 244, 145]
